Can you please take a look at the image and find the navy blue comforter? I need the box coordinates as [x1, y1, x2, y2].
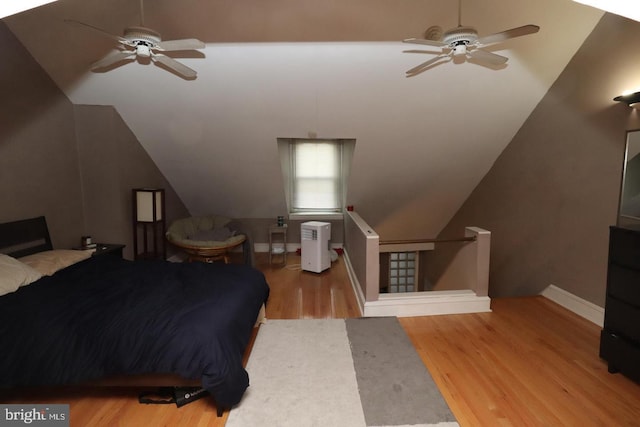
[0, 256, 269, 408]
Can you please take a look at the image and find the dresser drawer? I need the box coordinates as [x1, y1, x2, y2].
[600, 329, 640, 383]
[608, 264, 640, 307]
[604, 296, 640, 342]
[609, 227, 640, 269]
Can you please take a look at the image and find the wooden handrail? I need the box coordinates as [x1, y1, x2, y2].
[379, 236, 476, 246]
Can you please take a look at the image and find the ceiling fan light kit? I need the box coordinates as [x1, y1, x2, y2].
[402, 0, 540, 76]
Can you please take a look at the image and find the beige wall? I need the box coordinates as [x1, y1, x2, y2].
[436, 14, 640, 306]
[0, 21, 189, 258]
[74, 105, 189, 260]
[235, 218, 344, 247]
[0, 21, 84, 248]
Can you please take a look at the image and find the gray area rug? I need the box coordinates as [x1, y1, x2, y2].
[226, 318, 459, 427]
[346, 317, 458, 427]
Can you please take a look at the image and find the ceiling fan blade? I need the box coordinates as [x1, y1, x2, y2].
[64, 19, 132, 46]
[403, 38, 448, 48]
[156, 38, 205, 52]
[403, 49, 442, 55]
[406, 55, 450, 76]
[468, 49, 508, 66]
[152, 53, 197, 79]
[476, 24, 540, 47]
[91, 50, 136, 70]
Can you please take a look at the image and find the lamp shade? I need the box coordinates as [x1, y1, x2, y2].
[134, 188, 163, 222]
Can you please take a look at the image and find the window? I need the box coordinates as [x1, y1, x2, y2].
[278, 138, 354, 218]
[388, 252, 417, 293]
[291, 140, 342, 213]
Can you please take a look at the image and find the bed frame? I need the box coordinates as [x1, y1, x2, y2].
[0, 216, 53, 257]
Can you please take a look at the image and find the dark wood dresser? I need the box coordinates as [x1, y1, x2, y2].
[600, 226, 640, 382]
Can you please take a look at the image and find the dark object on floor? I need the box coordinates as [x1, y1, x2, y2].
[139, 386, 206, 407]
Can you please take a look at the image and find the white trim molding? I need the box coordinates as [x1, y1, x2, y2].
[253, 242, 342, 253]
[364, 290, 491, 317]
[343, 248, 491, 317]
[541, 285, 604, 327]
[342, 247, 366, 316]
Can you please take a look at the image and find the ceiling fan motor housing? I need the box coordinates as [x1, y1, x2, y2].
[442, 26, 478, 47]
[124, 26, 162, 48]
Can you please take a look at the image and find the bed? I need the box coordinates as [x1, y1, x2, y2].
[0, 216, 269, 414]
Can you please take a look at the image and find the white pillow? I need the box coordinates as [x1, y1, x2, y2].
[0, 254, 43, 296]
[19, 249, 93, 276]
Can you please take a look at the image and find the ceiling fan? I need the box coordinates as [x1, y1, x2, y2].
[402, 0, 539, 77]
[66, 0, 205, 79]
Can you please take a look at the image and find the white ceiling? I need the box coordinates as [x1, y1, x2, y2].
[4, 0, 603, 239]
[0, 0, 58, 19]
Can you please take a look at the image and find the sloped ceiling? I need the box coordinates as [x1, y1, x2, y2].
[3, 0, 603, 239]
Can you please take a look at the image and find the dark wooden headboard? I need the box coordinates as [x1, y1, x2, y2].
[0, 216, 53, 257]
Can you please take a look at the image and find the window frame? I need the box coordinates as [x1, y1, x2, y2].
[289, 139, 343, 214]
[277, 137, 355, 221]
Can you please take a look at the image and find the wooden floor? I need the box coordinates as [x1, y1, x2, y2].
[3, 253, 640, 426]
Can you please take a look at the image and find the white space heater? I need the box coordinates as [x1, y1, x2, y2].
[301, 221, 331, 273]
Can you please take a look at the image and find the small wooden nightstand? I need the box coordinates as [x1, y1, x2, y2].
[93, 243, 125, 258]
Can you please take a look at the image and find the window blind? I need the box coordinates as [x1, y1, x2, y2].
[291, 140, 342, 212]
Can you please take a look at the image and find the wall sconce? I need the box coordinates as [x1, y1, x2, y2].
[132, 188, 166, 260]
[614, 91, 640, 109]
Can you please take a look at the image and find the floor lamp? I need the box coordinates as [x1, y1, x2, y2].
[132, 188, 166, 260]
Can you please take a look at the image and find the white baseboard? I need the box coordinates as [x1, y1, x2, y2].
[253, 243, 301, 253]
[254, 243, 269, 253]
[253, 243, 342, 253]
[365, 291, 492, 317]
[541, 285, 604, 327]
